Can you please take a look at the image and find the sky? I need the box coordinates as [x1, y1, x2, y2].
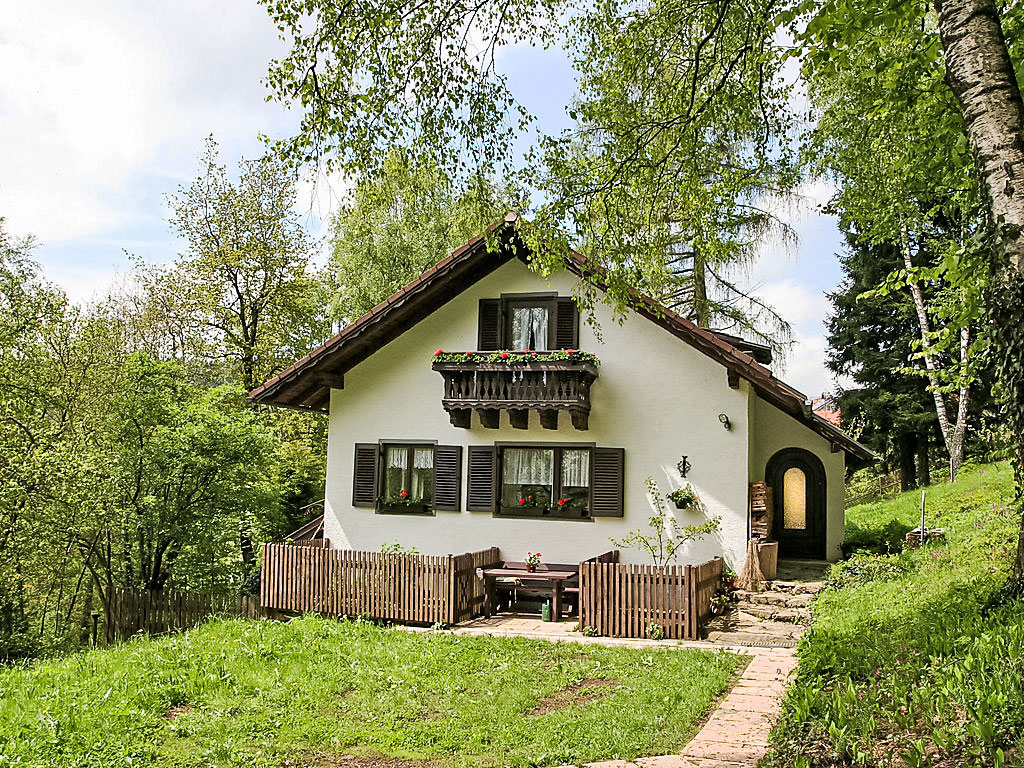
[0, 1, 848, 399]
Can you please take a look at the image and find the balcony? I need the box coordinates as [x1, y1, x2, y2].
[431, 352, 599, 430]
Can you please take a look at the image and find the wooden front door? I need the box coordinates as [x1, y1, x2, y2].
[767, 448, 827, 560]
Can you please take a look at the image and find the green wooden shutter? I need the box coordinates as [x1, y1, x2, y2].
[352, 443, 379, 507]
[554, 297, 580, 349]
[477, 299, 502, 350]
[466, 445, 497, 511]
[590, 447, 625, 517]
[433, 445, 462, 511]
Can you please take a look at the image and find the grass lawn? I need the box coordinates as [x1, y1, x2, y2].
[0, 617, 744, 768]
[769, 461, 1024, 768]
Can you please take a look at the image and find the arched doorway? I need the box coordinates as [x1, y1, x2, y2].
[766, 448, 827, 559]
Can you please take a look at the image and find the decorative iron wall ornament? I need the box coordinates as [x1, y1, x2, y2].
[677, 456, 691, 478]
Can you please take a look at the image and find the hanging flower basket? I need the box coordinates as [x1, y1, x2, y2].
[666, 485, 699, 510]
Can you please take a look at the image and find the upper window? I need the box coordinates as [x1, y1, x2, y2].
[478, 295, 579, 351]
[506, 300, 551, 351]
[497, 445, 591, 519]
[380, 444, 434, 514]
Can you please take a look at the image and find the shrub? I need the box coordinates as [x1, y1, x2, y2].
[823, 551, 914, 591]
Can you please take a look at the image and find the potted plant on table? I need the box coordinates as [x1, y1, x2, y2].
[525, 552, 542, 572]
[666, 484, 699, 510]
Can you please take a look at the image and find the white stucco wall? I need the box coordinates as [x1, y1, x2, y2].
[322, 259, 756, 567]
[748, 396, 847, 562]
[320, 258, 847, 568]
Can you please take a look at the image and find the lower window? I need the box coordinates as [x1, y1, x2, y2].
[380, 444, 434, 515]
[498, 445, 591, 519]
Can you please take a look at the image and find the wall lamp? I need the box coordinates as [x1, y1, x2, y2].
[718, 413, 731, 431]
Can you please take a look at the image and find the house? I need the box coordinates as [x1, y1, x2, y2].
[249, 214, 873, 568]
[810, 394, 843, 429]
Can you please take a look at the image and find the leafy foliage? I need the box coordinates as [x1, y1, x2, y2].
[610, 476, 721, 565]
[330, 150, 516, 323]
[146, 136, 330, 391]
[0, 139, 331, 657]
[262, 0, 798, 349]
[798, 0, 988, 478]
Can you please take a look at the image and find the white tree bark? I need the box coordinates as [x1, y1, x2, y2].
[899, 220, 965, 480]
[934, 0, 1024, 572]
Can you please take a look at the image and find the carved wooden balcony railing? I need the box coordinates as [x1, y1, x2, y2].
[431, 356, 599, 429]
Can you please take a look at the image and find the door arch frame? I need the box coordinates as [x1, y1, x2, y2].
[766, 447, 827, 560]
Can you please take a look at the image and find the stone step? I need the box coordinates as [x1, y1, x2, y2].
[705, 629, 803, 647]
[768, 579, 825, 595]
[740, 604, 810, 623]
[775, 559, 831, 582]
[734, 590, 815, 608]
[706, 612, 806, 637]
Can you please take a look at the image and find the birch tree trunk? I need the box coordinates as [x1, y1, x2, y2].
[934, 0, 1024, 573]
[899, 221, 964, 481]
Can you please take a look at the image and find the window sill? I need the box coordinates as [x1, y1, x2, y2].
[495, 507, 592, 521]
[376, 504, 434, 516]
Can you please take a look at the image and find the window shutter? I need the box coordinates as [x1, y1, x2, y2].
[478, 299, 501, 350]
[466, 445, 497, 511]
[352, 443, 379, 507]
[555, 297, 579, 349]
[590, 447, 625, 517]
[433, 445, 462, 511]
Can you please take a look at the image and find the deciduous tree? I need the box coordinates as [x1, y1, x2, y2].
[330, 150, 514, 322]
[155, 136, 330, 392]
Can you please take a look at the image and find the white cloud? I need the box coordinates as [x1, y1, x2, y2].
[757, 277, 830, 330]
[0, 1, 294, 244]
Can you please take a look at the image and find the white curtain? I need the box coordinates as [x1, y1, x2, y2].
[411, 448, 432, 500]
[385, 446, 433, 502]
[510, 306, 549, 350]
[503, 447, 554, 484]
[561, 449, 590, 487]
[412, 446, 433, 469]
[386, 446, 407, 470]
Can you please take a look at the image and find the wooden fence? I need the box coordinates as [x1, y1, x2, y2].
[685, 556, 724, 640]
[106, 588, 264, 644]
[259, 543, 501, 625]
[579, 556, 724, 641]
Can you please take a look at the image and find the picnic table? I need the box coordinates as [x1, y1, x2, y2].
[482, 567, 577, 622]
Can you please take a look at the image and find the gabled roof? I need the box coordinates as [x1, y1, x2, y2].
[249, 213, 874, 463]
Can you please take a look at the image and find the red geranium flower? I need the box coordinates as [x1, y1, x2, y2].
[519, 498, 526, 505]
[435, 349, 444, 355]
[500, 352, 509, 359]
[400, 490, 409, 498]
[557, 498, 566, 506]
[567, 348, 576, 354]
